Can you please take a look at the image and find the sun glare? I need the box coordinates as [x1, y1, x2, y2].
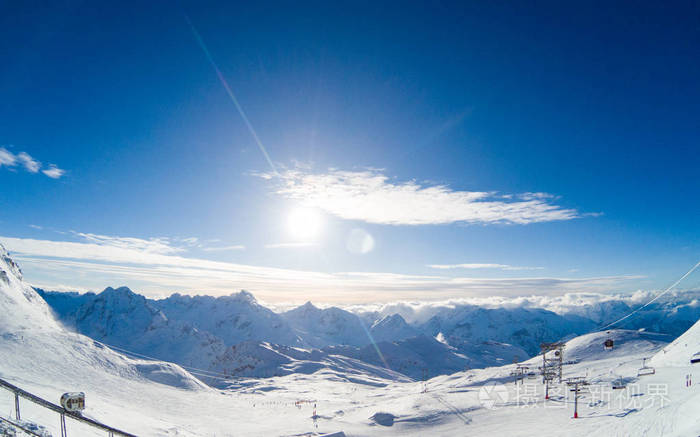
[287, 207, 323, 241]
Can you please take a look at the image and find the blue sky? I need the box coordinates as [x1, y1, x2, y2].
[1, 1, 698, 303]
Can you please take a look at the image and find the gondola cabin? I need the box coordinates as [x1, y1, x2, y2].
[60, 392, 85, 413]
[604, 339, 614, 350]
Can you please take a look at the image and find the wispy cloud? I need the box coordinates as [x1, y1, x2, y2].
[0, 147, 65, 178]
[17, 152, 40, 173]
[201, 245, 246, 252]
[72, 232, 183, 255]
[259, 169, 582, 226]
[264, 242, 317, 249]
[0, 148, 17, 166]
[28, 224, 43, 230]
[0, 235, 640, 303]
[42, 164, 65, 179]
[428, 263, 544, 271]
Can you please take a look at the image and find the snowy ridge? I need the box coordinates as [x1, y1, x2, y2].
[0, 243, 210, 392]
[38, 275, 700, 382]
[0, 244, 60, 333]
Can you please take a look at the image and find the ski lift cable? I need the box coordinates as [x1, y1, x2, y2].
[107, 343, 230, 379]
[94, 339, 234, 380]
[596, 259, 700, 332]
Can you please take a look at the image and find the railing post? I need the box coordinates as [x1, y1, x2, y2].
[14, 392, 20, 421]
[60, 412, 67, 437]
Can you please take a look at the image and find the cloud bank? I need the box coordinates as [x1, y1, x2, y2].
[260, 169, 581, 226]
[428, 263, 544, 271]
[341, 289, 700, 325]
[0, 234, 641, 304]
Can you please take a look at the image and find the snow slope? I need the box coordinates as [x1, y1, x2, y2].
[1, 244, 698, 436]
[652, 318, 700, 367]
[210, 340, 410, 382]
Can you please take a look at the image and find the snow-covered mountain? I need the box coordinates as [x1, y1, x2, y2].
[418, 305, 595, 356]
[0, 243, 210, 396]
[0, 245, 59, 333]
[281, 302, 370, 348]
[152, 291, 301, 346]
[557, 295, 700, 338]
[369, 313, 420, 342]
[39, 280, 699, 383]
[39, 286, 227, 371]
[2, 244, 698, 436]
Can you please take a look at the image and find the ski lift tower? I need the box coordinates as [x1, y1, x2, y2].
[565, 376, 589, 418]
[540, 342, 565, 384]
[510, 365, 529, 386]
[540, 366, 559, 399]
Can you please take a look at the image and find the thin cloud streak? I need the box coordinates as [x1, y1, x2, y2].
[201, 245, 246, 252]
[260, 169, 582, 226]
[264, 242, 317, 249]
[1, 235, 641, 303]
[428, 263, 544, 271]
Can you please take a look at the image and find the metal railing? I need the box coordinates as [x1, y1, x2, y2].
[0, 377, 137, 437]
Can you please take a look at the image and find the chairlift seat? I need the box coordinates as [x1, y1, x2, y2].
[637, 367, 655, 376]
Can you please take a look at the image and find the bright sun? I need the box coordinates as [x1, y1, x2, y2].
[287, 207, 323, 240]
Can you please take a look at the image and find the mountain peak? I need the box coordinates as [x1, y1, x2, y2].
[232, 290, 257, 304]
[371, 313, 410, 330]
[0, 243, 23, 282]
[101, 286, 136, 297]
[296, 301, 319, 313]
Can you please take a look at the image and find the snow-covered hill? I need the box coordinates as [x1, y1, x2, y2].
[209, 340, 411, 383]
[561, 329, 672, 363]
[652, 318, 700, 367]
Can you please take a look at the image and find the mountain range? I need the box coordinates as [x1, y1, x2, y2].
[36, 278, 700, 383]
